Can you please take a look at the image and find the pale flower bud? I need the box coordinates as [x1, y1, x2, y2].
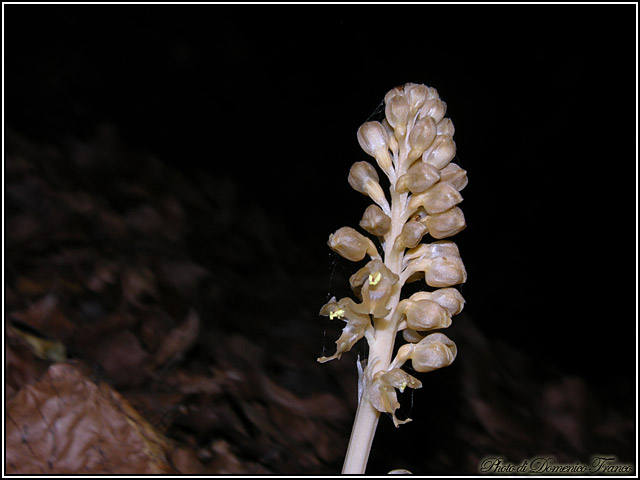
[360, 204, 391, 236]
[357, 122, 393, 171]
[436, 118, 455, 137]
[385, 95, 410, 137]
[417, 182, 463, 215]
[402, 241, 466, 287]
[395, 220, 428, 250]
[405, 288, 464, 321]
[425, 288, 465, 316]
[396, 162, 440, 194]
[425, 86, 440, 100]
[383, 86, 404, 104]
[404, 299, 451, 331]
[405, 240, 460, 262]
[430, 240, 462, 258]
[404, 83, 428, 113]
[408, 333, 457, 372]
[423, 135, 456, 170]
[408, 116, 437, 162]
[348, 161, 388, 208]
[424, 207, 466, 239]
[348, 161, 379, 193]
[440, 163, 468, 191]
[425, 255, 467, 287]
[418, 98, 446, 123]
[328, 226, 378, 262]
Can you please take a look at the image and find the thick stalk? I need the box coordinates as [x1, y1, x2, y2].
[341, 406, 378, 473]
[341, 325, 397, 473]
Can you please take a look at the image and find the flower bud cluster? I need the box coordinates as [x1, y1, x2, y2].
[320, 83, 467, 429]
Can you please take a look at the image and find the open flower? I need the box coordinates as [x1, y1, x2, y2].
[369, 368, 422, 427]
[349, 259, 399, 317]
[318, 297, 372, 363]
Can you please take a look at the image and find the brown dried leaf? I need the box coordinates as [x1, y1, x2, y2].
[6, 363, 175, 474]
[149, 309, 200, 369]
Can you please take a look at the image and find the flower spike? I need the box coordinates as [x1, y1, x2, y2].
[319, 84, 468, 474]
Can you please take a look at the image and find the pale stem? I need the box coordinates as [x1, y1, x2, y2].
[341, 403, 379, 473]
[341, 326, 396, 474]
[341, 142, 408, 474]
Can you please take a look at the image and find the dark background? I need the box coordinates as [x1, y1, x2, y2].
[5, 4, 636, 475]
